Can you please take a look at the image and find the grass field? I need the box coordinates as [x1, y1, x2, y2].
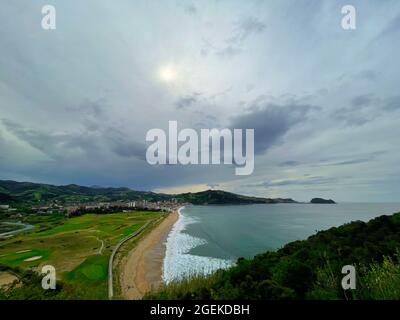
[0, 211, 163, 299]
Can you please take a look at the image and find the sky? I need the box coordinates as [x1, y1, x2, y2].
[1, 0, 400, 202]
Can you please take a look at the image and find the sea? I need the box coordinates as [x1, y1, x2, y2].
[162, 203, 400, 283]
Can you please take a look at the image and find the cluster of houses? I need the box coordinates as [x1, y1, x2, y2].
[28, 199, 183, 217]
[0, 204, 17, 213]
[1, 198, 185, 218]
[0, 204, 23, 219]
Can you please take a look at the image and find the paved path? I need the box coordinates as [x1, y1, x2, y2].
[108, 221, 151, 299]
[96, 237, 104, 255]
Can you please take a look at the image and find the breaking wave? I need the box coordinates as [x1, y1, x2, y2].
[162, 206, 234, 284]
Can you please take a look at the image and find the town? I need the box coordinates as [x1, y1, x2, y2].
[0, 199, 184, 219]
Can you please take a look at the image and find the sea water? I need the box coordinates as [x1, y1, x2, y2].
[162, 203, 400, 283]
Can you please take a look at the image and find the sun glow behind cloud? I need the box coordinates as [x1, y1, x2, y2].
[159, 64, 178, 82]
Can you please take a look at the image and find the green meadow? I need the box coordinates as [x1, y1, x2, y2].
[0, 211, 163, 299]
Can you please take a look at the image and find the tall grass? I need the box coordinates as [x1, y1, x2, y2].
[355, 255, 400, 299]
[308, 253, 400, 300]
[144, 272, 222, 300]
[148, 254, 400, 300]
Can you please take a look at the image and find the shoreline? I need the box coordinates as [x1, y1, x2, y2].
[120, 208, 181, 299]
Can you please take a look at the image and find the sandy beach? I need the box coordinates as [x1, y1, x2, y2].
[120, 210, 179, 299]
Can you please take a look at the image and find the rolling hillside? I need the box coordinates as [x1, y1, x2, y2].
[0, 180, 296, 205]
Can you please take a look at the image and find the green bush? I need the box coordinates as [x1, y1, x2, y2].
[147, 212, 400, 300]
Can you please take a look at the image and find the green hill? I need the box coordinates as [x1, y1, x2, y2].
[174, 190, 296, 205]
[0, 180, 296, 205]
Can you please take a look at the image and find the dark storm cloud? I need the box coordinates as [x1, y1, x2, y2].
[2, 119, 85, 158]
[1, 119, 146, 161]
[230, 102, 317, 155]
[104, 128, 146, 160]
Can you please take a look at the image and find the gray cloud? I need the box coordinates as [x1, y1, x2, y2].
[175, 92, 202, 109]
[216, 46, 243, 58]
[383, 95, 400, 111]
[1, 1, 400, 201]
[1, 119, 91, 159]
[334, 94, 400, 126]
[230, 101, 317, 155]
[247, 176, 337, 188]
[280, 160, 301, 167]
[2, 118, 146, 161]
[354, 70, 378, 82]
[227, 17, 267, 44]
[183, 4, 197, 15]
[351, 94, 375, 107]
[204, 16, 266, 58]
[104, 128, 146, 160]
[317, 151, 386, 167]
[325, 158, 372, 166]
[67, 98, 108, 118]
[375, 13, 400, 40]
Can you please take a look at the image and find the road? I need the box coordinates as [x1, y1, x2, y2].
[108, 221, 151, 299]
[0, 222, 34, 238]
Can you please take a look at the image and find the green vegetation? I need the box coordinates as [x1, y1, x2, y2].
[0, 223, 24, 234]
[0, 179, 296, 206]
[0, 179, 171, 204]
[0, 211, 163, 299]
[0, 265, 68, 300]
[175, 190, 296, 205]
[64, 255, 109, 299]
[146, 212, 400, 300]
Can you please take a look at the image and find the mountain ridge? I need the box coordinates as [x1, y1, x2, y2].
[0, 180, 297, 205]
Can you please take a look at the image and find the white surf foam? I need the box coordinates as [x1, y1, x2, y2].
[162, 206, 233, 284]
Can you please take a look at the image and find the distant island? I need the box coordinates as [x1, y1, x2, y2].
[310, 198, 336, 204]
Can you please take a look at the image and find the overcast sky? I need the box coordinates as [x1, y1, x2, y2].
[1, 0, 400, 202]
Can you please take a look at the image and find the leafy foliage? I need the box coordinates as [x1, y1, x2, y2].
[146, 212, 400, 300]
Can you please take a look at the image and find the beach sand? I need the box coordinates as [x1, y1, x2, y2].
[120, 211, 178, 299]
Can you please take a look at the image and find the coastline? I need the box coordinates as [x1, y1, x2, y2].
[120, 208, 181, 299]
